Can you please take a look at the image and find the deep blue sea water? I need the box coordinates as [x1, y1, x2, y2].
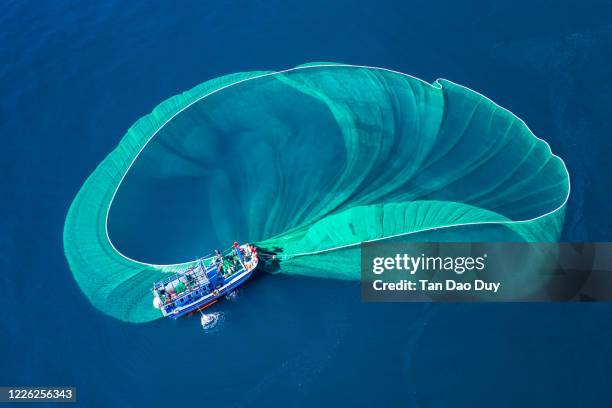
[2, 0, 612, 406]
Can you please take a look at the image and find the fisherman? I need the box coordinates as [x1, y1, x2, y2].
[246, 244, 257, 261]
[214, 249, 224, 273]
[233, 241, 245, 264]
[214, 249, 223, 263]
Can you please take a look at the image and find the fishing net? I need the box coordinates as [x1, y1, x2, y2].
[64, 63, 569, 322]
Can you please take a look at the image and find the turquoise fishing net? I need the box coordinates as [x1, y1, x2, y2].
[63, 63, 569, 322]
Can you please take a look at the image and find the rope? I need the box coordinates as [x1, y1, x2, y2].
[271, 209, 565, 261]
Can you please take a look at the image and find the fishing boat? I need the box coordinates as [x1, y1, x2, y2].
[152, 242, 258, 319]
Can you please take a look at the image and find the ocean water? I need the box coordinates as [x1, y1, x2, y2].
[2, 0, 612, 406]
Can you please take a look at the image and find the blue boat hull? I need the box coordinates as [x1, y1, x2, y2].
[168, 268, 254, 319]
